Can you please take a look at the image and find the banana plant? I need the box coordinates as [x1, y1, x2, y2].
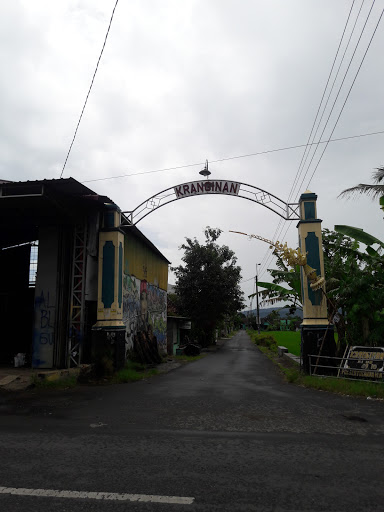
[248, 255, 302, 311]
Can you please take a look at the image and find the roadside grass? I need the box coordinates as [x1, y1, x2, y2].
[265, 331, 301, 356]
[174, 354, 206, 362]
[247, 331, 279, 354]
[113, 360, 158, 383]
[31, 375, 78, 390]
[248, 329, 384, 399]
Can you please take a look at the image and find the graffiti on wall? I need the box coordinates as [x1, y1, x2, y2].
[122, 274, 141, 352]
[123, 274, 167, 355]
[147, 283, 167, 353]
[32, 289, 55, 367]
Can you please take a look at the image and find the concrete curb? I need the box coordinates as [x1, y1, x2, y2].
[0, 365, 91, 392]
[277, 347, 300, 365]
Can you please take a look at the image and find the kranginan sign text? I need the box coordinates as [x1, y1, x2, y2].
[342, 346, 384, 380]
[174, 180, 240, 199]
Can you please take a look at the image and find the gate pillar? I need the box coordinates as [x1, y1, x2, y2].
[297, 191, 335, 373]
[92, 204, 125, 370]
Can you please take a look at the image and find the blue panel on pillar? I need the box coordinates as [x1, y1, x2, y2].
[304, 202, 315, 220]
[299, 236, 305, 305]
[305, 232, 322, 306]
[118, 242, 123, 308]
[102, 241, 115, 308]
[104, 212, 115, 228]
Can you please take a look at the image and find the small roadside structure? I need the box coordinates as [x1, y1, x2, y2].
[167, 316, 191, 355]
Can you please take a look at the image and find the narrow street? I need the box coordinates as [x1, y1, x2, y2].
[1, 331, 384, 512]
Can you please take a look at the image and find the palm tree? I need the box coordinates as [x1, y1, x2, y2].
[338, 167, 384, 199]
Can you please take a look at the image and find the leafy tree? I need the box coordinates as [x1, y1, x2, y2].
[338, 167, 384, 200]
[264, 309, 281, 331]
[172, 227, 245, 346]
[167, 293, 182, 316]
[322, 228, 384, 352]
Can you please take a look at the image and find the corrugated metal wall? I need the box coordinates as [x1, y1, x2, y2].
[124, 232, 168, 290]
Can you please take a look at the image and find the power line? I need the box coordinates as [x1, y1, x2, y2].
[261, 1, 382, 279]
[248, 1, 364, 278]
[81, 128, 384, 183]
[295, 0, 379, 198]
[60, 0, 120, 179]
[306, 5, 384, 190]
[286, 0, 357, 204]
[259, 1, 381, 277]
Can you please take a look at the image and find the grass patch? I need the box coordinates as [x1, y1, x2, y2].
[299, 375, 384, 398]
[113, 360, 158, 383]
[173, 354, 206, 362]
[266, 331, 301, 356]
[31, 375, 78, 390]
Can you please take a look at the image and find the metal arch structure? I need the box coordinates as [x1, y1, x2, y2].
[122, 179, 300, 225]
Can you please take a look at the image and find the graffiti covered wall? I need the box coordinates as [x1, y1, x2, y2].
[147, 283, 167, 353]
[122, 231, 168, 357]
[122, 275, 167, 355]
[122, 274, 141, 352]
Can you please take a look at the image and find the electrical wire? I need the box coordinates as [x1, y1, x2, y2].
[81, 128, 384, 184]
[286, 0, 357, 204]
[60, 0, 120, 179]
[257, 0, 358, 277]
[258, 1, 381, 278]
[306, 6, 384, 190]
[295, 0, 379, 197]
[288, 0, 364, 205]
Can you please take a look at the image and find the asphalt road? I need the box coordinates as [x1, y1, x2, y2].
[1, 330, 384, 512]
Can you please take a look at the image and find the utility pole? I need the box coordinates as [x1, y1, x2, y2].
[255, 263, 261, 334]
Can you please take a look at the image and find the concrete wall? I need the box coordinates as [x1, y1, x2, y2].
[32, 226, 59, 368]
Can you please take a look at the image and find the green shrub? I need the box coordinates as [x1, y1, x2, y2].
[113, 361, 158, 383]
[31, 375, 78, 389]
[248, 330, 278, 353]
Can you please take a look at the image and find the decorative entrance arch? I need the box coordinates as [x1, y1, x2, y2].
[95, 179, 334, 373]
[122, 179, 300, 225]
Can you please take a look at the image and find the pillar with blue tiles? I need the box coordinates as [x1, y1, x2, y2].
[92, 204, 125, 369]
[297, 190, 335, 373]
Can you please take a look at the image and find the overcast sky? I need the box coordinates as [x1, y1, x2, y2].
[1, 0, 383, 308]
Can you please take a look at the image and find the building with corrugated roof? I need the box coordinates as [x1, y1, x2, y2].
[0, 177, 169, 369]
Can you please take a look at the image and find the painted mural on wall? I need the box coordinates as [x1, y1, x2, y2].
[123, 274, 167, 355]
[147, 283, 167, 353]
[122, 274, 141, 352]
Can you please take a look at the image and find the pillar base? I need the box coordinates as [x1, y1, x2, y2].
[92, 326, 126, 373]
[301, 324, 335, 374]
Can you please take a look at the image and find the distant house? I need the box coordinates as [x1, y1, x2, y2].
[0, 177, 169, 369]
[280, 319, 293, 331]
[166, 283, 191, 355]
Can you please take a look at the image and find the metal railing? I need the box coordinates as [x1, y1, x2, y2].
[308, 354, 384, 383]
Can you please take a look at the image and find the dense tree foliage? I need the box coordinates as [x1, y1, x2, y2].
[172, 227, 245, 346]
[323, 227, 384, 352]
[250, 227, 384, 352]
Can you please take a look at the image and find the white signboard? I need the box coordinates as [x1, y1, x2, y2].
[342, 346, 384, 380]
[174, 180, 240, 199]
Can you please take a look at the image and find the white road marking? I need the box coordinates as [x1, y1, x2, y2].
[0, 486, 194, 505]
[89, 422, 108, 428]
